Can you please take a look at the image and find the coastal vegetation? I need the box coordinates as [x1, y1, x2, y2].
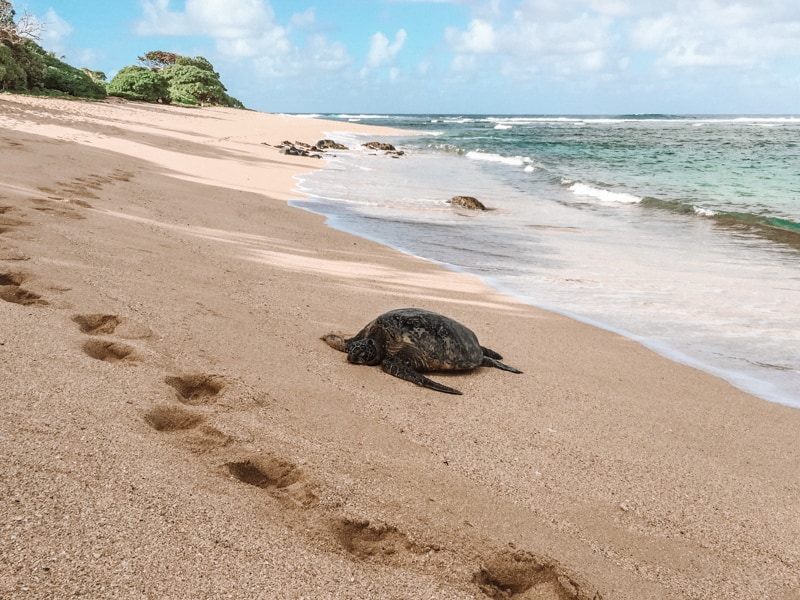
[107, 51, 243, 108]
[1, 0, 105, 98]
[0, 0, 242, 107]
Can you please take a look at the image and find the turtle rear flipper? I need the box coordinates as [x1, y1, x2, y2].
[381, 357, 463, 395]
[482, 356, 522, 374]
[481, 346, 503, 360]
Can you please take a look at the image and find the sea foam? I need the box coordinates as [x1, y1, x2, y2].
[568, 182, 642, 204]
[693, 206, 717, 217]
[466, 150, 528, 167]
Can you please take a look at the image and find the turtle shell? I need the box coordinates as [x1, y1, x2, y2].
[357, 308, 484, 372]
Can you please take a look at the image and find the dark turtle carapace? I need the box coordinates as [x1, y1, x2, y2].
[322, 308, 522, 395]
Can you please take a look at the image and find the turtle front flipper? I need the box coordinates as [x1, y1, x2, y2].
[321, 333, 349, 353]
[381, 357, 463, 395]
[481, 355, 522, 374]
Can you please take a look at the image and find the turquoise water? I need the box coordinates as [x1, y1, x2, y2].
[293, 115, 800, 406]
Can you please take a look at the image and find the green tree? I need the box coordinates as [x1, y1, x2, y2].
[10, 38, 44, 89]
[0, 42, 25, 90]
[81, 67, 106, 83]
[0, 2, 103, 98]
[138, 50, 179, 71]
[107, 65, 170, 102]
[40, 51, 106, 98]
[161, 56, 243, 108]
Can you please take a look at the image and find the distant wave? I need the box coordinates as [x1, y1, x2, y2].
[616, 113, 683, 120]
[333, 114, 394, 120]
[466, 150, 529, 167]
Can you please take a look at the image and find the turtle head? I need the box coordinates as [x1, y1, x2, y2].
[347, 338, 383, 366]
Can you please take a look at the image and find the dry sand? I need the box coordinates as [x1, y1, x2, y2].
[1, 94, 798, 599]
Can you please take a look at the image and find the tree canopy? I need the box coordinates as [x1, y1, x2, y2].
[137, 50, 179, 71]
[106, 65, 169, 103]
[159, 55, 244, 108]
[1, 2, 243, 108]
[106, 50, 244, 108]
[1, 0, 104, 97]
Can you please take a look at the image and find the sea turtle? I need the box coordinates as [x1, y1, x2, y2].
[322, 308, 522, 395]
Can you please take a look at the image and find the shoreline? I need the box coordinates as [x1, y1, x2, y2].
[2, 94, 799, 599]
[293, 120, 800, 409]
[292, 192, 796, 408]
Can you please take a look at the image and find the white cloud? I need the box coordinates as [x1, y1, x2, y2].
[289, 8, 316, 29]
[443, 0, 800, 81]
[36, 9, 73, 55]
[134, 0, 353, 78]
[136, 0, 270, 37]
[135, 0, 290, 58]
[630, 1, 800, 72]
[445, 18, 496, 53]
[367, 29, 408, 68]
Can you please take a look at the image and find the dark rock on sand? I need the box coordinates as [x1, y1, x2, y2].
[317, 139, 349, 150]
[277, 140, 322, 158]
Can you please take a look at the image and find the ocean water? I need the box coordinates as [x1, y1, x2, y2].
[292, 114, 800, 407]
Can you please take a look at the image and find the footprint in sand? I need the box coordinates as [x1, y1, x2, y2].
[142, 404, 232, 453]
[0, 270, 48, 306]
[41, 171, 132, 206]
[81, 339, 139, 363]
[72, 313, 153, 339]
[165, 374, 225, 405]
[225, 456, 318, 508]
[143, 405, 205, 432]
[31, 198, 88, 219]
[73, 313, 122, 335]
[473, 550, 602, 600]
[0, 272, 24, 286]
[0, 206, 28, 227]
[332, 517, 428, 564]
[0, 210, 31, 261]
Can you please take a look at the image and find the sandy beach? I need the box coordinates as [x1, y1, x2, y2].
[1, 94, 799, 599]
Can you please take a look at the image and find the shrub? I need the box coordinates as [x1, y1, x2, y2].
[0, 42, 25, 90]
[40, 52, 106, 99]
[107, 65, 170, 103]
[161, 60, 243, 108]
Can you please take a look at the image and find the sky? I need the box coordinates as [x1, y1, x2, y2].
[13, 0, 800, 114]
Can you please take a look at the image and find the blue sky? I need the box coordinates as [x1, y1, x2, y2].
[14, 0, 800, 114]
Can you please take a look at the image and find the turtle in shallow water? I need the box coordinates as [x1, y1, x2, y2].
[322, 308, 522, 395]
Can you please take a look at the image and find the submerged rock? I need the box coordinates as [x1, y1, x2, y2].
[448, 195, 488, 210]
[362, 141, 396, 151]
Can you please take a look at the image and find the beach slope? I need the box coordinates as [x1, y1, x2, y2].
[1, 95, 798, 599]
